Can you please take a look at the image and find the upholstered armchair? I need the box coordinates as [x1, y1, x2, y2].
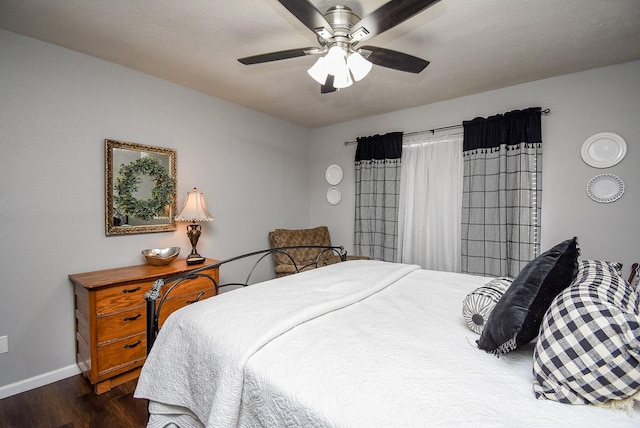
[268, 226, 368, 277]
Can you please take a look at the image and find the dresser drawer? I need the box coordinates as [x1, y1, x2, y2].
[97, 307, 146, 343]
[97, 332, 146, 376]
[164, 274, 217, 296]
[95, 281, 154, 316]
[158, 288, 216, 327]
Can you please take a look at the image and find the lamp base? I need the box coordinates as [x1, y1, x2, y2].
[186, 255, 205, 265]
[185, 224, 205, 265]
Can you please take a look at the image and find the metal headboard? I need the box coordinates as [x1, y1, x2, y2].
[144, 245, 347, 353]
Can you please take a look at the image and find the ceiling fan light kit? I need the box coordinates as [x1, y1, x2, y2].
[308, 45, 371, 88]
[238, 0, 439, 93]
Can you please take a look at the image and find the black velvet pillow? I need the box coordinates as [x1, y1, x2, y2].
[477, 237, 579, 354]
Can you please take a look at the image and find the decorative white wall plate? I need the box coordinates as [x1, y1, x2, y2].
[586, 174, 624, 203]
[580, 132, 627, 168]
[325, 164, 343, 185]
[326, 186, 342, 205]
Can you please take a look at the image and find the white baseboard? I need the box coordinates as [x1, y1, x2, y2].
[0, 364, 82, 400]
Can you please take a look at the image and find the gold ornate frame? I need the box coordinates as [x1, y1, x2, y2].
[105, 139, 177, 236]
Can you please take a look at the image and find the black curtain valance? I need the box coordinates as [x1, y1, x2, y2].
[463, 107, 541, 152]
[355, 131, 403, 161]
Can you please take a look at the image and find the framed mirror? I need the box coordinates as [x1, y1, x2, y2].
[105, 139, 177, 235]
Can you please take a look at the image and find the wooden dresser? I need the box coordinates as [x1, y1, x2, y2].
[69, 258, 218, 394]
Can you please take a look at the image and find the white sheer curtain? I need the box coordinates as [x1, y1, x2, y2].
[397, 132, 463, 272]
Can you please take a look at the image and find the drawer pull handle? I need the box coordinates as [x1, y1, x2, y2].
[123, 340, 142, 349]
[123, 313, 142, 322]
[186, 292, 205, 304]
[122, 287, 141, 294]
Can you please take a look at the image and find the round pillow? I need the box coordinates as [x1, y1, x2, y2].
[462, 277, 513, 334]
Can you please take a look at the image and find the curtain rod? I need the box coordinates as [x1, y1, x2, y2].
[343, 108, 551, 145]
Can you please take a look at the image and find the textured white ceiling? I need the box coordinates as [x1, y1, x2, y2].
[1, 0, 639, 128]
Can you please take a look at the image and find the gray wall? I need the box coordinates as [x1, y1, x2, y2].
[309, 60, 640, 272]
[0, 29, 312, 397]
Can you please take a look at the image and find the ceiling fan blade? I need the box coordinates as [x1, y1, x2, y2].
[277, 0, 334, 41]
[321, 75, 337, 94]
[350, 0, 440, 42]
[360, 46, 429, 73]
[238, 48, 317, 65]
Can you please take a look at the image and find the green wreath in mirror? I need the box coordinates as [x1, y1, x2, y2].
[114, 157, 175, 221]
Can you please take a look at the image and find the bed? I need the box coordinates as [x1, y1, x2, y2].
[134, 244, 640, 427]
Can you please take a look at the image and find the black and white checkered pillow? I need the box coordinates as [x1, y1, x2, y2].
[578, 259, 623, 277]
[576, 260, 636, 310]
[533, 260, 640, 405]
[462, 277, 513, 334]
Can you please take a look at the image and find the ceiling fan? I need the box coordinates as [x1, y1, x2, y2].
[238, 0, 440, 93]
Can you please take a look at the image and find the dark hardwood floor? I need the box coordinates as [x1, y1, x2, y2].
[0, 375, 148, 428]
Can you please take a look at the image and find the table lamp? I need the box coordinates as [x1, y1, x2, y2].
[175, 188, 214, 265]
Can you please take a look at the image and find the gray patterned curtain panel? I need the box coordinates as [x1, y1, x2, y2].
[354, 132, 403, 261]
[461, 107, 542, 277]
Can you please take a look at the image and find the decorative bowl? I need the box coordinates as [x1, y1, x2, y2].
[142, 247, 180, 266]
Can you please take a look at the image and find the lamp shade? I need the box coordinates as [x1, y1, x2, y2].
[175, 188, 214, 222]
[307, 56, 329, 85]
[333, 66, 353, 88]
[325, 46, 346, 70]
[347, 51, 373, 81]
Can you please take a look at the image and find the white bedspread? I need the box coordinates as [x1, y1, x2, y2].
[135, 260, 419, 427]
[135, 260, 640, 427]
